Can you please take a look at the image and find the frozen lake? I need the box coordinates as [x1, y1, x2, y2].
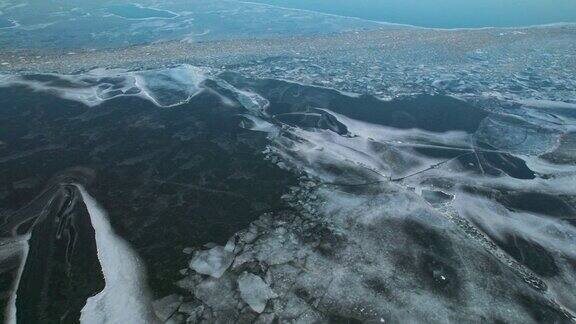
[250, 0, 576, 28]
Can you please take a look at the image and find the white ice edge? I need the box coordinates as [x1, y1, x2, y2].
[76, 185, 159, 324]
[4, 235, 30, 324]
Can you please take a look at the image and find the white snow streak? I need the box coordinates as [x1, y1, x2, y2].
[3, 235, 30, 324]
[76, 185, 159, 324]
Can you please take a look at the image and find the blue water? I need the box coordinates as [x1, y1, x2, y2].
[249, 0, 576, 28]
[0, 16, 15, 29]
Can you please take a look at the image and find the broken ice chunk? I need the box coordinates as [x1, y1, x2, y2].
[237, 272, 277, 313]
[152, 294, 181, 322]
[189, 246, 234, 278]
[421, 190, 453, 205]
[224, 236, 236, 252]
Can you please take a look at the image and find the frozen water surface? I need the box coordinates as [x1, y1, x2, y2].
[0, 1, 575, 323]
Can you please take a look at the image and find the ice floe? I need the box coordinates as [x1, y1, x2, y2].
[189, 245, 234, 279]
[237, 272, 277, 313]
